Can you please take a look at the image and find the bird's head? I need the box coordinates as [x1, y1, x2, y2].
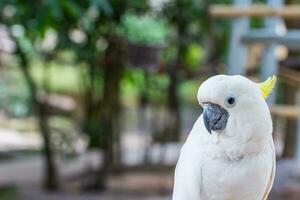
[197, 75, 276, 142]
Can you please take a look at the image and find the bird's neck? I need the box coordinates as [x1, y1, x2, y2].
[188, 127, 272, 161]
[216, 132, 272, 161]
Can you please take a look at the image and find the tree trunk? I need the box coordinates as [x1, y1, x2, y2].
[166, 65, 181, 142]
[165, 0, 186, 142]
[96, 34, 125, 188]
[82, 65, 102, 149]
[17, 48, 58, 190]
[37, 101, 58, 190]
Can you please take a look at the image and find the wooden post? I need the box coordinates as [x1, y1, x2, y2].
[228, 0, 251, 75]
[210, 5, 300, 19]
[261, 0, 285, 104]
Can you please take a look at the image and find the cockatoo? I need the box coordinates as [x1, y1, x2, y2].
[172, 75, 277, 200]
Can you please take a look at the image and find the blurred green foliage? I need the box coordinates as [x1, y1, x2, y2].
[121, 13, 168, 45]
[184, 43, 205, 70]
[121, 69, 170, 104]
[0, 186, 20, 200]
[30, 61, 81, 95]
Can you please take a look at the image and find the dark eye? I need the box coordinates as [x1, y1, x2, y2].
[225, 96, 236, 107]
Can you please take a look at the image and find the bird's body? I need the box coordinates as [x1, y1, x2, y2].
[173, 116, 275, 200]
[172, 75, 276, 200]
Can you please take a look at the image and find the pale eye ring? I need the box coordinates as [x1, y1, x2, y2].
[225, 95, 237, 107]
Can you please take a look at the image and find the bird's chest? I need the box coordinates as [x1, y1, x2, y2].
[201, 154, 270, 200]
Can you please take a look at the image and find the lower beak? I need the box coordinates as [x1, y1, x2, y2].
[203, 103, 229, 134]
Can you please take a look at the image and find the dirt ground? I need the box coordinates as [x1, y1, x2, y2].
[18, 160, 300, 200]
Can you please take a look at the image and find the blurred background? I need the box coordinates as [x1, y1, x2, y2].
[0, 0, 299, 199]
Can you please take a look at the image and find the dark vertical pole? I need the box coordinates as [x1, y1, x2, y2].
[97, 34, 125, 188]
[166, 0, 185, 142]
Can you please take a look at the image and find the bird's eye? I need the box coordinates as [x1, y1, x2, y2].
[225, 95, 236, 107]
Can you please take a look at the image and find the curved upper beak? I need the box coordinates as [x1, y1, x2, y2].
[203, 103, 229, 134]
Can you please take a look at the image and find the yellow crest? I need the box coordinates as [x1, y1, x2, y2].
[258, 75, 277, 99]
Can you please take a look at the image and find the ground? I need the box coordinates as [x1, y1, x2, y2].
[1, 157, 300, 199]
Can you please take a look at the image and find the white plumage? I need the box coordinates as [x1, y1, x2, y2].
[172, 75, 276, 200]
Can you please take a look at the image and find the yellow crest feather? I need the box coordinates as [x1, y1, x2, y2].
[258, 75, 277, 99]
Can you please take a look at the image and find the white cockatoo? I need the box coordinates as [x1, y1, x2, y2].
[172, 75, 277, 200]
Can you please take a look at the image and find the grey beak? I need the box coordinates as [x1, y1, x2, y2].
[203, 103, 229, 134]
